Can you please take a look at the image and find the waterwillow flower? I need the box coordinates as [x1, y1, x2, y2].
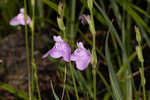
[79, 14, 90, 25]
[71, 42, 91, 70]
[9, 8, 31, 26]
[42, 36, 71, 62]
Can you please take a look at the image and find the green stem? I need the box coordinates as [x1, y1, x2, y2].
[24, 0, 31, 99]
[31, 0, 36, 97]
[61, 65, 67, 100]
[92, 30, 97, 100]
[69, 62, 79, 100]
[32, 60, 41, 100]
[90, 8, 97, 100]
[66, 89, 71, 100]
[141, 62, 146, 100]
[93, 67, 96, 100]
[70, 0, 76, 40]
[31, 0, 35, 64]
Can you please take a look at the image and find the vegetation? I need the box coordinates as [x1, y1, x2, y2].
[0, 0, 150, 100]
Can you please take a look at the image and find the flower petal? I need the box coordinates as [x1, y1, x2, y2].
[71, 42, 91, 70]
[79, 14, 90, 25]
[75, 56, 91, 70]
[20, 8, 24, 13]
[42, 50, 50, 59]
[42, 36, 71, 62]
[53, 35, 64, 42]
[9, 16, 20, 26]
[49, 47, 62, 59]
[9, 8, 31, 26]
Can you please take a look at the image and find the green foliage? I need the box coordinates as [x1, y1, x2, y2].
[0, 0, 150, 100]
[0, 82, 37, 100]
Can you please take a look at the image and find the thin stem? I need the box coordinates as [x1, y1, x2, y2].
[90, 8, 97, 100]
[24, 0, 31, 99]
[93, 67, 96, 100]
[25, 23, 32, 100]
[32, 60, 41, 100]
[66, 89, 70, 100]
[141, 62, 146, 100]
[92, 29, 97, 100]
[31, 0, 36, 97]
[31, 0, 35, 63]
[61, 65, 67, 100]
[69, 62, 79, 100]
[70, 0, 76, 40]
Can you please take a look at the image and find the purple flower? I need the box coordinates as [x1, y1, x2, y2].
[79, 14, 90, 25]
[71, 42, 91, 70]
[42, 36, 71, 62]
[9, 8, 31, 26]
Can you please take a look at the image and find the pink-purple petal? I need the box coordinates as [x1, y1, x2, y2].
[76, 57, 91, 70]
[9, 8, 31, 26]
[42, 36, 71, 62]
[20, 8, 24, 13]
[53, 36, 64, 42]
[71, 42, 91, 70]
[9, 16, 21, 26]
[42, 50, 51, 59]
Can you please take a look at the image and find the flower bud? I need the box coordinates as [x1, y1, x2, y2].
[57, 17, 65, 31]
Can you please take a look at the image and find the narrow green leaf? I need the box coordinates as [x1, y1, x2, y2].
[116, 0, 150, 34]
[129, 3, 150, 19]
[0, 82, 36, 100]
[105, 33, 123, 100]
[42, 0, 57, 12]
[50, 80, 60, 100]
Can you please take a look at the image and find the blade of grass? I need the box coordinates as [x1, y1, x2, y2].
[24, 0, 32, 99]
[74, 70, 93, 98]
[50, 80, 60, 100]
[0, 82, 37, 100]
[116, 0, 150, 34]
[128, 3, 150, 19]
[70, 0, 76, 40]
[42, 0, 58, 12]
[105, 33, 123, 100]
[94, 1, 133, 99]
[69, 62, 79, 100]
[80, 0, 107, 25]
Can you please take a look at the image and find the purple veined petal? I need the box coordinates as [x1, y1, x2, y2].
[19, 15, 31, 25]
[9, 8, 31, 26]
[51, 39, 71, 62]
[50, 50, 63, 59]
[42, 36, 71, 62]
[61, 43, 71, 62]
[77, 42, 84, 49]
[53, 35, 64, 42]
[71, 50, 91, 70]
[9, 16, 21, 26]
[17, 13, 26, 25]
[71, 42, 91, 70]
[48, 45, 63, 59]
[75, 56, 91, 70]
[42, 49, 62, 59]
[17, 13, 31, 25]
